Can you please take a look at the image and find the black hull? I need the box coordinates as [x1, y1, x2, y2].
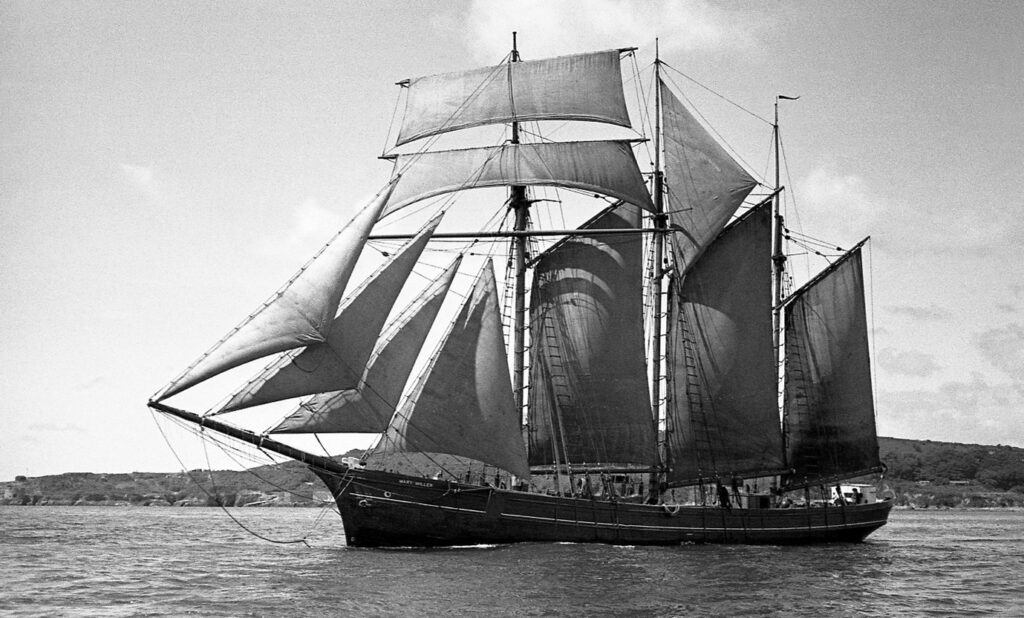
[313, 467, 892, 548]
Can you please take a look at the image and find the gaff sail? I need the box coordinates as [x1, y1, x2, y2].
[271, 257, 461, 434]
[660, 79, 757, 275]
[783, 245, 880, 482]
[527, 204, 656, 467]
[383, 141, 655, 217]
[155, 180, 397, 401]
[396, 50, 632, 146]
[383, 260, 530, 478]
[665, 204, 785, 484]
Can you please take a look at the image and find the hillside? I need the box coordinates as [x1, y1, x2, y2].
[3, 440, 1022, 507]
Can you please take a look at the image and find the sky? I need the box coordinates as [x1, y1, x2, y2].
[2, 1, 1022, 480]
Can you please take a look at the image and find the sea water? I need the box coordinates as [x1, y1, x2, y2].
[1, 506, 1021, 616]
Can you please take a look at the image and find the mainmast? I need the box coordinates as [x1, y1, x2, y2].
[651, 41, 668, 483]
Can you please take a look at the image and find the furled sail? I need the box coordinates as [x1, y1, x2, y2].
[665, 204, 785, 484]
[396, 50, 632, 146]
[783, 244, 880, 482]
[527, 203, 656, 467]
[383, 260, 530, 478]
[155, 181, 397, 401]
[271, 257, 461, 434]
[213, 213, 443, 413]
[383, 141, 655, 217]
[661, 79, 758, 275]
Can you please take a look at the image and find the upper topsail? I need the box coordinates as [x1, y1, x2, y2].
[396, 50, 632, 146]
[155, 180, 397, 401]
[661, 79, 757, 275]
[383, 141, 655, 218]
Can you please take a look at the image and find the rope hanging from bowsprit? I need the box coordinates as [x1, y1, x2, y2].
[151, 407, 315, 547]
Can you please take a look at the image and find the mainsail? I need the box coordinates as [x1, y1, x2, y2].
[383, 141, 655, 217]
[155, 181, 397, 401]
[383, 260, 530, 478]
[528, 203, 656, 467]
[271, 257, 461, 434]
[660, 79, 758, 275]
[214, 213, 442, 413]
[396, 50, 632, 146]
[783, 244, 880, 482]
[665, 204, 785, 483]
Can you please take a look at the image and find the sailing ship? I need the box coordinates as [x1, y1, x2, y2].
[150, 37, 892, 547]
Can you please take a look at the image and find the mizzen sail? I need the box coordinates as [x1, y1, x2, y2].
[665, 204, 784, 483]
[271, 257, 461, 434]
[383, 141, 655, 217]
[155, 181, 397, 401]
[783, 244, 880, 482]
[396, 50, 632, 146]
[383, 260, 529, 478]
[527, 204, 656, 467]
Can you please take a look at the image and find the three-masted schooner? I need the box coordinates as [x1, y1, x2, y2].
[150, 37, 892, 547]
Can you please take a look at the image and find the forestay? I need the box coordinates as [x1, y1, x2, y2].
[382, 141, 655, 217]
[660, 79, 757, 275]
[396, 50, 632, 146]
[528, 204, 656, 467]
[155, 181, 397, 401]
[784, 246, 880, 482]
[271, 257, 461, 434]
[383, 260, 530, 478]
[665, 204, 785, 484]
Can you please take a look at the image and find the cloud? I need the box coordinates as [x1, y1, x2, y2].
[26, 422, 86, 433]
[884, 304, 952, 321]
[121, 163, 166, 207]
[876, 348, 942, 378]
[878, 373, 1024, 447]
[256, 197, 339, 259]
[795, 166, 881, 245]
[462, 0, 761, 63]
[975, 323, 1024, 393]
[73, 375, 111, 392]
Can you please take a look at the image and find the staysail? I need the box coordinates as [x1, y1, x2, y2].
[527, 203, 656, 467]
[383, 260, 530, 478]
[383, 141, 655, 217]
[661, 79, 757, 275]
[783, 244, 880, 482]
[665, 204, 785, 484]
[396, 50, 632, 146]
[214, 213, 443, 413]
[271, 257, 461, 434]
[155, 181, 397, 401]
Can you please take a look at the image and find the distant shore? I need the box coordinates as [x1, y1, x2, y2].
[4, 437, 1022, 508]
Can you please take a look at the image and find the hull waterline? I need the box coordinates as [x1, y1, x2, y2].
[313, 467, 892, 548]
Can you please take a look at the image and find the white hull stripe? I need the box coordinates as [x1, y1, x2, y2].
[349, 492, 887, 535]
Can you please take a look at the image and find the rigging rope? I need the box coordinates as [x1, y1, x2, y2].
[150, 408, 313, 547]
